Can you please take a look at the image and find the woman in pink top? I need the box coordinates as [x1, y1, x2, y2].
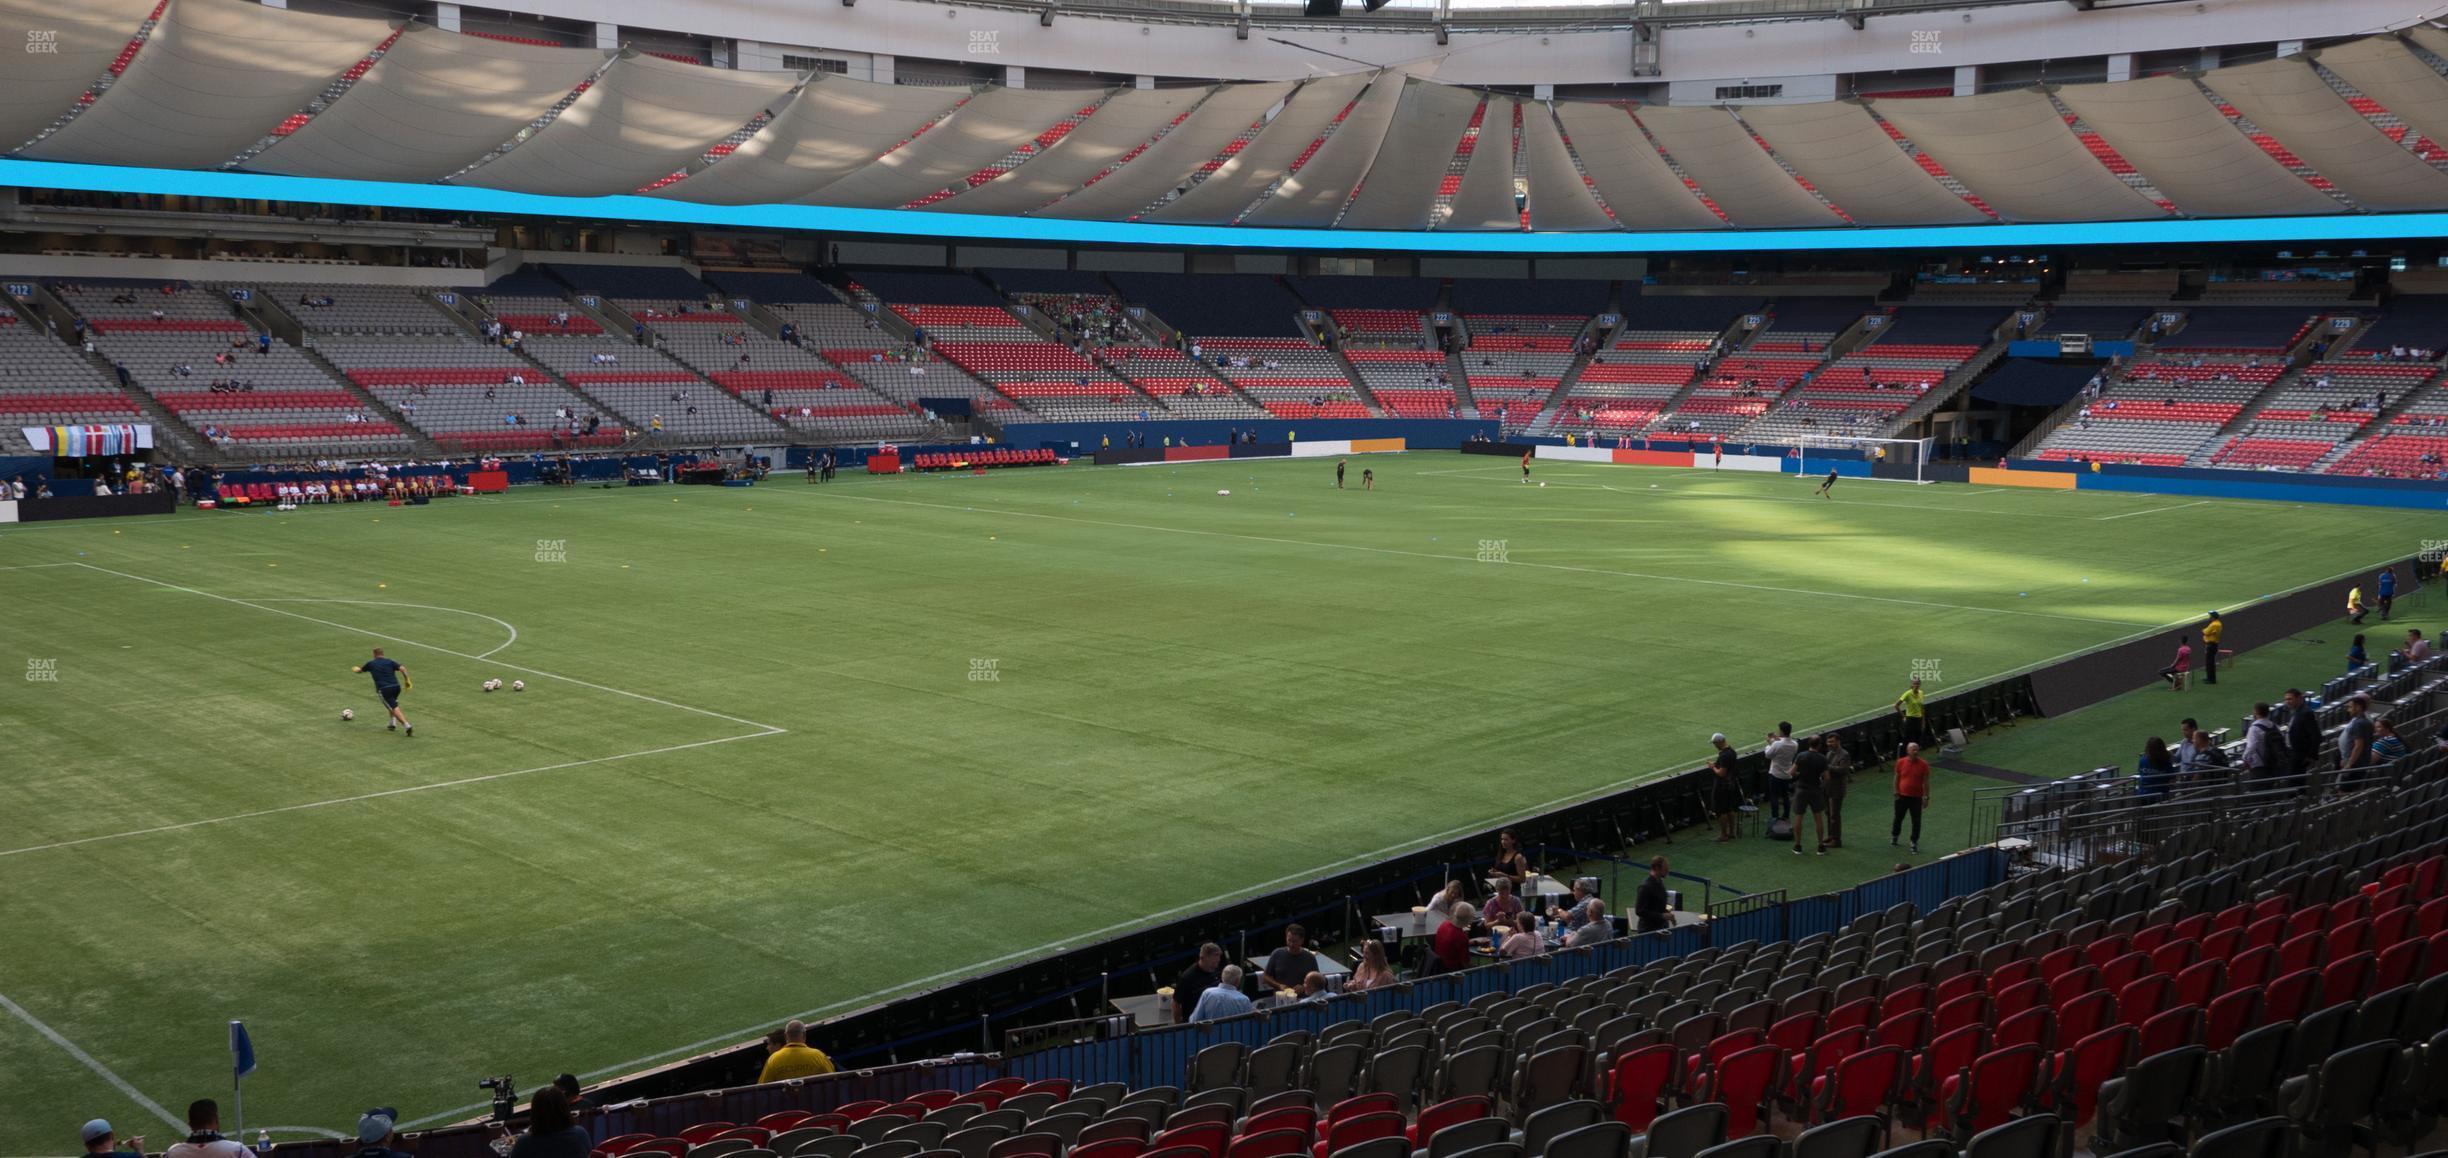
[2159, 634, 2193, 691]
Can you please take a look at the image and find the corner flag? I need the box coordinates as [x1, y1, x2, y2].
[231, 1021, 257, 1078]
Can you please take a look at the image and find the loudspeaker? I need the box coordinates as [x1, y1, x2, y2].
[1305, 0, 1341, 13]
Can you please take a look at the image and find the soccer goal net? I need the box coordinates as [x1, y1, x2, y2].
[1792, 435, 1936, 485]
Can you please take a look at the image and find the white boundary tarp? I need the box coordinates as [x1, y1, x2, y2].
[1339, 80, 1481, 231]
[250, 25, 609, 183]
[2056, 75, 2340, 218]
[2312, 35, 2448, 166]
[1445, 97, 1521, 231]
[1245, 70, 1407, 227]
[0, 0, 157, 152]
[23, 0, 394, 170]
[1033, 81, 1292, 221]
[1146, 72, 1372, 225]
[936, 85, 1211, 216]
[456, 52, 799, 197]
[1521, 103, 1616, 232]
[657, 75, 968, 206]
[1739, 101, 1988, 226]
[809, 84, 1108, 209]
[1633, 104, 1840, 229]
[1870, 89, 2164, 223]
[1552, 103, 1723, 231]
[2202, 57, 2448, 213]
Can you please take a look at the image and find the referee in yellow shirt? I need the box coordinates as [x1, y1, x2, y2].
[2201, 611, 2223, 685]
[1894, 677, 1926, 755]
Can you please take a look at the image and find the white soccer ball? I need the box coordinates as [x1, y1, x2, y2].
[340, 708, 354, 721]
[510, 680, 525, 692]
[483, 679, 498, 692]
[1538, 481, 1547, 488]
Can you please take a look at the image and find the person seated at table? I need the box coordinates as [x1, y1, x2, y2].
[1260, 924, 1319, 994]
[1298, 972, 1334, 1002]
[1346, 939, 1396, 992]
[1427, 879, 1468, 916]
[1566, 899, 1615, 948]
[1188, 965, 1254, 1022]
[1478, 871, 1517, 925]
[1491, 829, 1531, 885]
[1548, 879, 1595, 928]
[1497, 920, 1544, 960]
[1172, 942, 1223, 1022]
[1428, 902, 1476, 974]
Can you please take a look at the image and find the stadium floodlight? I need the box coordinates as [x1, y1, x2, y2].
[1792, 435, 1936, 485]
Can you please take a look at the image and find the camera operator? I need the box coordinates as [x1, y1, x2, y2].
[505, 1083, 590, 1158]
[351, 1109, 412, 1158]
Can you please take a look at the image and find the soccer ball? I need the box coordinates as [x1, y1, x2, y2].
[483, 679, 500, 692]
[1538, 482, 1547, 488]
[510, 680, 525, 692]
[341, 708, 354, 721]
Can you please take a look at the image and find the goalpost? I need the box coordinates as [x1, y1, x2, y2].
[1792, 435, 1937, 485]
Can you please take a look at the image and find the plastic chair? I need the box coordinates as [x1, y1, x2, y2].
[1696, 1046, 1782, 1139]
[1630, 1104, 1722, 1158]
[2090, 1046, 2207, 1152]
[1939, 1044, 2043, 1139]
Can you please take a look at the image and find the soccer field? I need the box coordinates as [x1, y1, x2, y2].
[0, 453, 2427, 1153]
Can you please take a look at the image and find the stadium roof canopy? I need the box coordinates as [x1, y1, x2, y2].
[11, 0, 2448, 249]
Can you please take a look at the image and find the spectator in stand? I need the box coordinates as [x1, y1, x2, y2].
[348, 1109, 411, 1158]
[755, 1020, 835, 1083]
[1634, 856, 1672, 933]
[82, 1120, 143, 1158]
[1426, 879, 1467, 917]
[1172, 942, 1222, 1022]
[1497, 918, 1542, 959]
[505, 1084, 590, 1158]
[1428, 902, 1476, 974]
[1490, 828, 1531, 886]
[2241, 703, 2281, 783]
[1566, 898, 1615, 948]
[2339, 694, 2376, 790]
[158, 1100, 244, 1156]
[1345, 938, 1396, 992]
[1260, 924, 1318, 994]
[2372, 717, 2409, 765]
[2407, 628, 2432, 664]
[1891, 742, 1930, 855]
[1297, 972, 1333, 1002]
[2349, 634, 2368, 672]
[1188, 965, 1253, 1022]
[2136, 736, 2176, 800]
[1480, 876, 1523, 929]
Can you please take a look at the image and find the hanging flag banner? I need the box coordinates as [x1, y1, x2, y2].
[21, 424, 154, 456]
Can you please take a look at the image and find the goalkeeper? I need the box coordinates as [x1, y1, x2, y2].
[353, 647, 414, 736]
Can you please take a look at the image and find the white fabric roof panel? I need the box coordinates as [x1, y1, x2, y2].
[2056, 76, 2339, 218]
[2202, 57, 2448, 214]
[933, 85, 1210, 216]
[455, 53, 799, 197]
[808, 84, 1103, 209]
[1445, 97, 1520, 231]
[1145, 72, 1372, 225]
[1521, 103, 1615, 232]
[21, 0, 394, 170]
[0, 0, 158, 153]
[1244, 71, 1406, 227]
[1338, 81, 1481, 231]
[1870, 90, 2163, 223]
[655, 76, 967, 206]
[249, 25, 608, 183]
[1552, 103, 1722, 230]
[1738, 101, 1987, 227]
[1632, 104, 1838, 229]
[1033, 81, 1291, 221]
[2312, 36, 2448, 161]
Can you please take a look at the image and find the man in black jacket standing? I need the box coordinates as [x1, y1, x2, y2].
[1635, 856, 1673, 933]
[2281, 687, 2321, 793]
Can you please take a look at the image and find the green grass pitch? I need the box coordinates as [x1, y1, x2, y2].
[0, 453, 2431, 1153]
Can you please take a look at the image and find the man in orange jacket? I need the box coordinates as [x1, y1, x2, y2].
[1891, 742, 1931, 855]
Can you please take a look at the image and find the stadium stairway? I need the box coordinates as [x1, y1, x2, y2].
[1869, 311, 2025, 440]
[1443, 350, 1480, 419]
[1276, 280, 1387, 418]
[248, 295, 450, 457]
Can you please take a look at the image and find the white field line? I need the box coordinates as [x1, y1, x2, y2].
[2095, 499, 2215, 521]
[0, 990, 185, 1130]
[251, 598, 520, 660]
[69, 563, 781, 733]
